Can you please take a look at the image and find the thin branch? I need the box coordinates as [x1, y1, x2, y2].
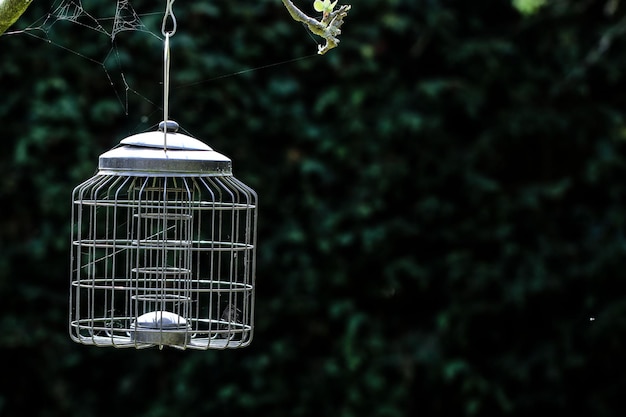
[281, 0, 351, 55]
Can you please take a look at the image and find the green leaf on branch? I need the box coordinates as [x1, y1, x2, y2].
[314, 0, 338, 15]
[0, 0, 33, 35]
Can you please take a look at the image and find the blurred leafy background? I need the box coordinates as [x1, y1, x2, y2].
[2, 0, 626, 415]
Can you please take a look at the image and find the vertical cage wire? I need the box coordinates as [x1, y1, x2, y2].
[70, 173, 257, 350]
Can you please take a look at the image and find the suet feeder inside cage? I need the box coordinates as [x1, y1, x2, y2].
[69, 121, 257, 350]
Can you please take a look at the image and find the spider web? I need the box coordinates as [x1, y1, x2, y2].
[111, 0, 156, 41]
[2, 0, 320, 125]
[28, 0, 160, 44]
[3, 0, 163, 119]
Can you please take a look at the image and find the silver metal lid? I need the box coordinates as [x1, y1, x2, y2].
[98, 121, 232, 175]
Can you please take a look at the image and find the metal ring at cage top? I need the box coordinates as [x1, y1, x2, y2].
[75, 199, 256, 210]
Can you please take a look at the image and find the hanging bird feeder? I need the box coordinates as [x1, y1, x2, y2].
[69, 121, 257, 350]
[69, 1, 257, 350]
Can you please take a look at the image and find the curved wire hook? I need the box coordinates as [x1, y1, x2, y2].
[161, 0, 177, 37]
[161, 0, 176, 150]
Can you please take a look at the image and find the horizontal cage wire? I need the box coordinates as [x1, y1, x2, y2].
[70, 174, 257, 350]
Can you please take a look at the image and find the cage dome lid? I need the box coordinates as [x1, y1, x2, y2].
[98, 121, 232, 175]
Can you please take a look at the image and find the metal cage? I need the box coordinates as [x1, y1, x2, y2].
[69, 122, 257, 350]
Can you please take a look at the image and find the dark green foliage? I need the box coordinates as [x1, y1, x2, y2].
[2, 0, 626, 415]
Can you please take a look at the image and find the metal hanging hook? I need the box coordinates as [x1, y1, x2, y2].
[161, 0, 177, 37]
[161, 0, 176, 151]
[163, 33, 171, 151]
